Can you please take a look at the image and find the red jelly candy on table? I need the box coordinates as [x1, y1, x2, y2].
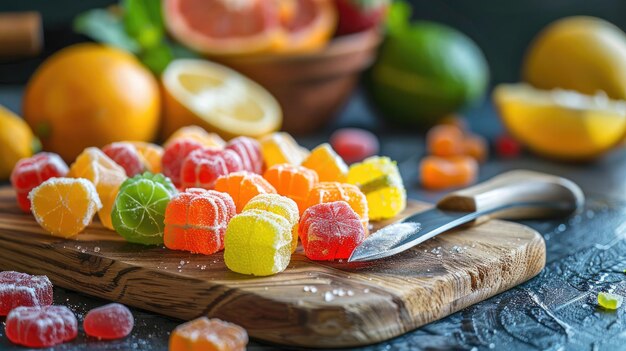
[226, 136, 264, 174]
[180, 148, 244, 190]
[164, 188, 236, 255]
[10, 152, 69, 212]
[496, 134, 522, 158]
[162, 138, 205, 188]
[299, 201, 365, 261]
[83, 303, 134, 340]
[5, 306, 77, 348]
[102, 142, 147, 177]
[0, 271, 53, 316]
[330, 128, 379, 164]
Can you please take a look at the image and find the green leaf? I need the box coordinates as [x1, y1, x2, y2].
[140, 44, 174, 75]
[73, 9, 140, 53]
[387, 0, 412, 35]
[123, 0, 165, 49]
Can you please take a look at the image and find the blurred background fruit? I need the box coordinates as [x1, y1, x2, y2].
[523, 16, 626, 100]
[366, 3, 489, 128]
[0, 105, 39, 180]
[161, 59, 282, 140]
[494, 83, 626, 161]
[335, 0, 389, 36]
[23, 43, 160, 162]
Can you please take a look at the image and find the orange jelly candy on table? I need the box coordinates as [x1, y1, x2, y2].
[463, 133, 489, 163]
[164, 188, 236, 255]
[426, 124, 465, 157]
[263, 163, 318, 215]
[129, 141, 163, 174]
[165, 125, 225, 148]
[29, 178, 102, 237]
[301, 143, 348, 182]
[169, 317, 248, 351]
[305, 182, 369, 233]
[214, 171, 276, 213]
[420, 155, 478, 190]
[68, 147, 127, 229]
[259, 132, 307, 167]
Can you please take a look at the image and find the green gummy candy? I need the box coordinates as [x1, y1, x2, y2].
[112, 172, 177, 245]
[598, 292, 623, 310]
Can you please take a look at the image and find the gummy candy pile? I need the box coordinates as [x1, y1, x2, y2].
[10, 125, 407, 277]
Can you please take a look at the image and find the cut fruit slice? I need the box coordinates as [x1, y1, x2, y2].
[163, 0, 281, 56]
[494, 83, 626, 160]
[162, 59, 282, 140]
[276, 0, 337, 53]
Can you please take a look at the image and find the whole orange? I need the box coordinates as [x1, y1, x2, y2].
[23, 43, 160, 162]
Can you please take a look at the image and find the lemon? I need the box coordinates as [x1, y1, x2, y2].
[161, 59, 282, 140]
[0, 105, 38, 179]
[524, 16, 626, 99]
[494, 84, 626, 161]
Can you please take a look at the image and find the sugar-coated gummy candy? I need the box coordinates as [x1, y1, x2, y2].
[496, 134, 521, 158]
[347, 156, 406, 220]
[260, 132, 307, 167]
[129, 141, 163, 174]
[226, 136, 264, 174]
[112, 172, 177, 245]
[29, 177, 102, 237]
[68, 147, 127, 230]
[10, 152, 69, 212]
[162, 138, 204, 188]
[306, 182, 369, 234]
[180, 147, 244, 190]
[0, 271, 53, 316]
[224, 209, 292, 276]
[420, 155, 478, 190]
[463, 133, 488, 162]
[598, 292, 623, 310]
[301, 143, 348, 182]
[102, 142, 148, 177]
[214, 171, 277, 213]
[426, 124, 465, 157]
[83, 303, 134, 340]
[329, 128, 379, 164]
[169, 317, 248, 351]
[243, 193, 300, 252]
[164, 188, 236, 255]
[263, 163, 318, 215]
[5, 305, 78, 348]
[299, 201, 365, 260]
[165, 125, 225, 148]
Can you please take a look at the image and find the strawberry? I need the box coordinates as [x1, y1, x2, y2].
[335, 0, 390, 35]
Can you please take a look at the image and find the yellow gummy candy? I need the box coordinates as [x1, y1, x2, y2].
[302, 143, 348, 182]
[243, 193, 299, 252]
[224, 209, 292, 276]
[260, 132, 306, 167]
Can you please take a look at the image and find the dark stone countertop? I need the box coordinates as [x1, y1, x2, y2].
[0, 87, 625, 351]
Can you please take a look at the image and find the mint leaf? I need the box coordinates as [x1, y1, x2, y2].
[123, 0, 165, 49]
[73, 9, 140, 53]
[140, 44, 173, 75]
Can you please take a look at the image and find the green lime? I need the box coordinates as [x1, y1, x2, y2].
[366, 2, 489, 127]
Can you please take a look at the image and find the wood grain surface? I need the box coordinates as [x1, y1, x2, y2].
[0, 186, 546, 348]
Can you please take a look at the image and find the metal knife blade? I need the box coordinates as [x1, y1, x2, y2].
[348, 208, 481, 262]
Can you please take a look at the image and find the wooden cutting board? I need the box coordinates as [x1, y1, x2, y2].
[0, 186, 545, 348]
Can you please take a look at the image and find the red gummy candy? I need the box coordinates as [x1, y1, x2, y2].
[10, 152, 69, 212]
[0, 271, 53, 316]
[162, 139, 205, 188]
[496, 135, 521, 158]
[330, 128, 379, 164]
[5, 305, 77, 348]
[102, 142, 146, 177]
[180, 148, 244, 190]
[226, 136, 264, 174]
[299, 201, 365, 261]
[83, 303, 134, 340]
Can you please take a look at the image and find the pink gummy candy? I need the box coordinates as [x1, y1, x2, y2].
[179, 147, 244, 190]
[83, 303, 134, 340]
[102, 142, 145, 177]
[299, 201, 365, 261]
[0, 271, 53, 316]
[10, 152, 69, 212]
[162, 138, 205, 188]
[226, 136, 264, 174]
[5, 305, 77, 348]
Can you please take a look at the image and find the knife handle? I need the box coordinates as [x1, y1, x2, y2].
[436, 170, 584, 222]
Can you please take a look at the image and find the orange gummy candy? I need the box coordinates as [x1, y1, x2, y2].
[263, 163, 318, 215]
[301, 143, 348, 182]
[420, 155, 478, 190]
[214, 171, 276, 212]
[463, 134, 488, 163]
[169, 317, 248, 351]
[426, 125, 465, 157]
[306, 182, 369, 234]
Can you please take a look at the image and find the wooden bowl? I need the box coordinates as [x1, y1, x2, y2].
[215, 29, 382, 135]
